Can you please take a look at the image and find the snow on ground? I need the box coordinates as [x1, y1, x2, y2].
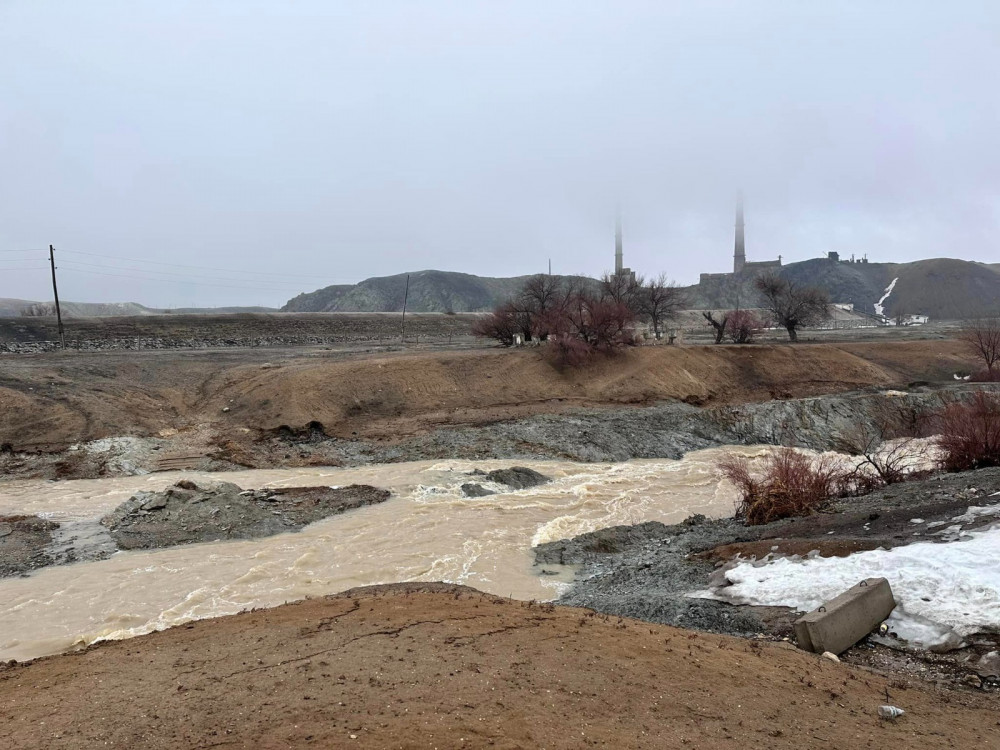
[701, 521, 1000, 649]
[873, 277, 899, 318]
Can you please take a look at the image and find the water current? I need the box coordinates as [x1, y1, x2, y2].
[0, 448, 763, 661]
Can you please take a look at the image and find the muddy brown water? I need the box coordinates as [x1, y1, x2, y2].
[0, 449, 767, 662]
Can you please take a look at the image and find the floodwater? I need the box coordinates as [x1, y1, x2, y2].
[0, 448, 762, 662]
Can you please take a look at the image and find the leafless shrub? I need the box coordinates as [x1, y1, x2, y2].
[935, 390, 1000, 472]
[720, 447, 845, 525]
[834, 398, 932, 488]
[725, 309, 766, 344]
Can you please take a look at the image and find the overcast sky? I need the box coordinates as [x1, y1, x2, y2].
[1, 1, 998, 307]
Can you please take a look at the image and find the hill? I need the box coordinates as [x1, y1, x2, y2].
[0, 298, 36, 317]
[12, 301, 277, 318]
[688, 257, 1000, 319]
[282, 270, 595, 313]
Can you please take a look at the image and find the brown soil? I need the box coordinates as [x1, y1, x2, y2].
[0, 584, 995, 749]
[0, 339, 975, 451]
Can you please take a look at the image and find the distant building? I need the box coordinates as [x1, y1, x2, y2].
[614, 212, 636, 282]
[699, 195, 782, 283]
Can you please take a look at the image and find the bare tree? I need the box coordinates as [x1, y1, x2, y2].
[702, 311, 729, 344]
[519, 274, 564, 317]
[636, 273, 686, 339]
[754, 272, 830, 342]
[957, 317, 1000, 377]
[600, 271, 642, 312]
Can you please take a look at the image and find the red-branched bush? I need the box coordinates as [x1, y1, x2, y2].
[726, 309, 766, 344]
[543, 293, 636, 368]
[719, 447, 845, 525]
[935, 390, 1000, 472]
[471, 303, 530, 346]
[969, 369, 1000, 383]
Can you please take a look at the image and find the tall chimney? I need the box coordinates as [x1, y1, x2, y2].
[615, 211, 623, 274]
[733, 192, 746, 274]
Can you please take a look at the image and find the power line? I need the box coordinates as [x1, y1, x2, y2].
[58, 248, 349, 281]
[58, 258, 307, 289]
[61, 266, 315, 293]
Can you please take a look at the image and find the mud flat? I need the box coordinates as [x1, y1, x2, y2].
[0, 583, 996, 750]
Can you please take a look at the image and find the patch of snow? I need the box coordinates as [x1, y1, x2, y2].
[873, 277, 899, 318]
[700, 525, 1000, 648]
[952, 505, 1000, 524]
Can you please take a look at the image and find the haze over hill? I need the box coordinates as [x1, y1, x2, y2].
[282, 257, 1000, 320]
[281, 270, 596, 314]
[7, 301, 276, 318]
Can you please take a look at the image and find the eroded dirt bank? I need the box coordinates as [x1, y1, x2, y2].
[1, 583, 996, 750]
[0, 339, 974, 454]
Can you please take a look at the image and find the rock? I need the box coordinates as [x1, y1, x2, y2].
[140, 496, 168, 511]
[976, 650, 1000, 678]
[485, 467, 550, 490]
[964, 674, 983, 689]
[461, 483, 494, 498]
[877, 705, 905, 720]
[821, 651, 840, 663]
[0, 523, 12, 538]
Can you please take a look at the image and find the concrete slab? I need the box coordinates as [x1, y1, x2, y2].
[794, 577, 896, 655]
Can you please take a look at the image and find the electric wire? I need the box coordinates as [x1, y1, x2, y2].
[58, 248, 348, 281]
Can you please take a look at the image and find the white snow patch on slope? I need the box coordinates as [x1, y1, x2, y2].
[703, 525, 1000, 648]
[873, 277, 899, 318]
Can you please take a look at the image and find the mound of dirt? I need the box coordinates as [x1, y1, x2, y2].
[0, 339, 977, 452]
[0, 515, 57, 578]
[0, 584, 995, 749]
[101, 480, 390, 550]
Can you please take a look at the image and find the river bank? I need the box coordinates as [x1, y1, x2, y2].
[4, 381, 992, 482]
[538, 467, 1000, 691]
[1, 583, 996, 750]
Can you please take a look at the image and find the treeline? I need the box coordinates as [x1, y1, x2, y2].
[473, 269, 835, 362]
[471, 272, 685, 366]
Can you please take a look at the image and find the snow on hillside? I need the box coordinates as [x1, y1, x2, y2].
[873, 277, 898, 318]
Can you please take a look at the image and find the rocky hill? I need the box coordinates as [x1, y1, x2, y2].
[282, 270, 594, 313]
[285, 258, 1000, 320]
[688, 257, 1000, 319]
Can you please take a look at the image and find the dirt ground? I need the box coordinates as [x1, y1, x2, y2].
[0, 583, 995, 750]
[0, 338, 975, 453]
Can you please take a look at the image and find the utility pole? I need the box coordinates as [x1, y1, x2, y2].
[48, 244, 65, 349]
[400, 274, 410, 342]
